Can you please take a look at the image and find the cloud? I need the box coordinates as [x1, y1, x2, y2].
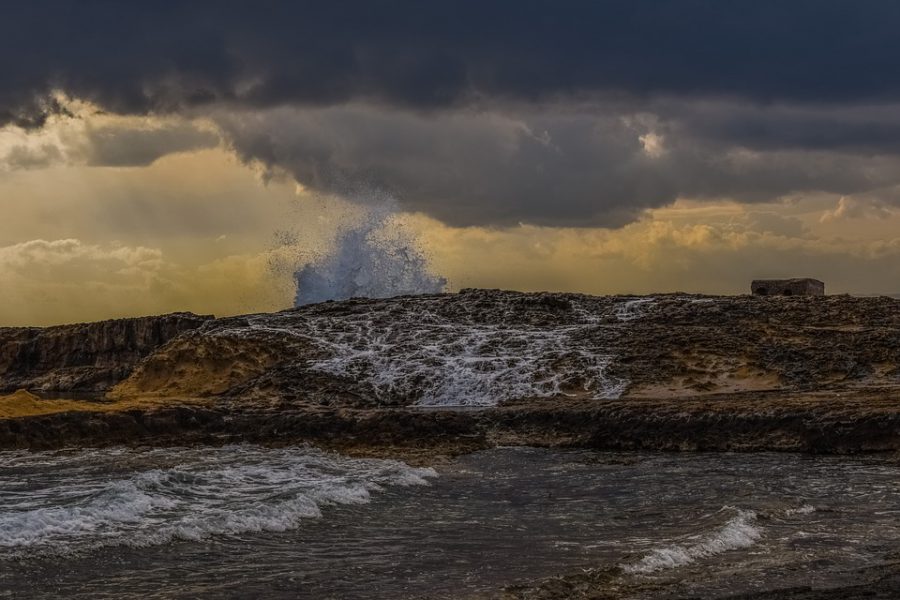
[820, 195, 897, 222]
[74, 122, 219, 166]
[9, 97, 900, 229]
[213, 103, 900, 227]
[6, 1, 900, 125]
[0, 238, 291, 325]
[744, 211, 808, 237]
[0, 0, 900, 227]
[2, 143, 63, 170]
[0, 109, 220, 170]
[6, 2, 900, 230]
[0, 238, 163, 282]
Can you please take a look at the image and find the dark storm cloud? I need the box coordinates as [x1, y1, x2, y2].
[657, 102, 900, 155]
[4, 0, 900, 124]
[8, 1, 900, 226]
[214, 105, 900, 227]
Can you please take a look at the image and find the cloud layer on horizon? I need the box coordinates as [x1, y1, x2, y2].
[213, 102, 900, 227]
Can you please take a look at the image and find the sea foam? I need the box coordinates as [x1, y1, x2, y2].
[623, 508, 762, 574]
[0, 445, 436, 558]
[305, 303, 627, 406]
[229, 293, 644, 407]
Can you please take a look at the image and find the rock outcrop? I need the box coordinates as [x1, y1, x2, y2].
[0, 312, 213, 393]
[1, 290, 900, 453]
[2, 391, 898, 454]
[110, 290, 900, 405]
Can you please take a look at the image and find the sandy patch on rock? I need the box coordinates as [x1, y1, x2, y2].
[627, 352, 783, 398]
[108, 334, 278, 399]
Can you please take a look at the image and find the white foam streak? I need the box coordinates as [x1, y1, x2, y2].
[624, 508, 762, 574]
[307, 311, 626, 406]
[615, 297, 656, 322]
[785, 504, 816, 516]
[0, 446, 436, 557]
[217, 294, 647, 406]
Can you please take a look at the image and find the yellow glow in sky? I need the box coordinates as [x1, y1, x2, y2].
[2, 112, 900, 325]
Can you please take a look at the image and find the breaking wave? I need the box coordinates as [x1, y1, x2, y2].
[0, 445, 436, 558]
[294, 201, 446, 305]
[624, 508, 762, 574]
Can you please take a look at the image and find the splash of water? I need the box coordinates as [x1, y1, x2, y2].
[294, 202, 446, 306]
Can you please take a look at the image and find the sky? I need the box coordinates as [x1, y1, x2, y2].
[4, 1, 900, 325]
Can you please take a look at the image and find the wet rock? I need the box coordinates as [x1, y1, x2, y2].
[1, 291, 900, 454]
[102, 291, 900, 404]
[0, 392, 898, 455]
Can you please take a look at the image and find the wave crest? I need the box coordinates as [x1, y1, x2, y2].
[623, 508, 762, 574]
[0, 445, 436, 558]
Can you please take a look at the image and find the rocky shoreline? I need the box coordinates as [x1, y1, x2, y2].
[0, 312, 211, 394]
[2, 290, 900, 599]
[1, 289, 899, 455]
[1, 390, 899, 457]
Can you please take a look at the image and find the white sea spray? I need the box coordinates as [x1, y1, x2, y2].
[271, 194, 662, 406]
[294, 200, 446, 306]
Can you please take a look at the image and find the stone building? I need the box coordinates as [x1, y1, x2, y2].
[751, 278, 825, 296]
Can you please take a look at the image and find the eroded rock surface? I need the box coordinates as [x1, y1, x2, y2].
[2, 291, 899, 600]
[1, 290, 900, 453]
[0, 312, 212, 393]
[112, 290, 900, 405]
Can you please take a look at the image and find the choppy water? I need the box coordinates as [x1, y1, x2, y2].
[0, 446, 435, 558]
[1, 446, 898, 599]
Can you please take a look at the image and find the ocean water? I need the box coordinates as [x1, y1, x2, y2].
[1, 446, 898, 599]
[0, 446, 435, 558]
